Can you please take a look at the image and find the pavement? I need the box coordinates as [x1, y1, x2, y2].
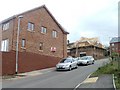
[77, 74, 115, 89]
[2, 67, 55, 80]
[17, 67, 55, 76]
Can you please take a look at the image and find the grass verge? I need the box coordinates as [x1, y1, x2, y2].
[91, 58, 120, 89]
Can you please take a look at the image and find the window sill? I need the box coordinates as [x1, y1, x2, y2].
[27, 29, 35, 32]
[21, 47, 26, 50]
[41, 32, 47, 34]
[52, 37, 58, 39]
[39, 50, 43, 52]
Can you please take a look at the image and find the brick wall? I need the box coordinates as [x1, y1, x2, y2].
[2, 51, 61, 75]
[0, 52, 2, 76]
[2, 51, 16, 75]
[11, 7, 67, 58]
[1, 6, 68, 75]
[110, 42, 120, 53]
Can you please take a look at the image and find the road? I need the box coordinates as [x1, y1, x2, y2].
[2, 58, 110, 88]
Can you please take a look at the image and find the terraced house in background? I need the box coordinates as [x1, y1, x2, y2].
[0, 5, 69, 75]
[110, 37, 120, 55]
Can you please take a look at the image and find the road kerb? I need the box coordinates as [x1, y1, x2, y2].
[73, 73, 92, 90]
[113, 74, 116, 90]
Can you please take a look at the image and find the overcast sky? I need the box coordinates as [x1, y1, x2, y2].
[0, 0, 119, 46]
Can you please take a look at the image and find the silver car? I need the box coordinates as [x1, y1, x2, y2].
[56, 58, 78, 71]
[77, 56, 95, 65]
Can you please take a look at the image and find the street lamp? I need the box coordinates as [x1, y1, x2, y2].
[16, 15, 23, 74]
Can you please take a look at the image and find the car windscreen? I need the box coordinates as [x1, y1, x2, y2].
[60, 58, 72, 63]
[81, 57, 88, 60]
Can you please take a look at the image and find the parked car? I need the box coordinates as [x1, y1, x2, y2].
[77, 56, 95, 65]
[56, 57, 78, 71]
[74, 57, 81, 65]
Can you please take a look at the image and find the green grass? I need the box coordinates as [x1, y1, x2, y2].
[115, 76, 120, 89]
[91, 58, 120, 89]
[91, 60, 118, 77]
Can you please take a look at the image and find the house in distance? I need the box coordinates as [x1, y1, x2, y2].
[67, 37, 106, 60]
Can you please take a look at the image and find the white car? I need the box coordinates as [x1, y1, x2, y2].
[56, 57, 78, 71]
[74, 57, 81, 65]
[77, 56, 95, 65]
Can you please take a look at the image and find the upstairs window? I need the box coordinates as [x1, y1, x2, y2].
[111, 43, 114, 46]
[2, 22, 9, 31]
[1, 39, 9, 52]
[22, 39, 26, 48]
[28, 22, 34, 31]
[52, 30, 57, 38]
[39, 42, 43, 51]
[41, 26, 47, 34]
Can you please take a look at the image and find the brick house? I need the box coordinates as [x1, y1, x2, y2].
[110, 37, 120, 55]
[0, 5, 69, 75]
[67, 37, 106, 60]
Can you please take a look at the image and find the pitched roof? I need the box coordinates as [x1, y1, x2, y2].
[74, 37, 105, 49]
[110, 37, 120, 43]
[0, 5, 69, 34]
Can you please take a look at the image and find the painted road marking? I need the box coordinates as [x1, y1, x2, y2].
[82, 77, 98, 83]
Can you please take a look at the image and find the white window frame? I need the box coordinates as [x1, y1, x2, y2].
[28, 22, 34, 31]
[41, 27, 47, 34]
[22, 39, 25, 48]
[52, 30, 57, 38]
[1, 39, 9, 52]
[2, 22, 9, 31]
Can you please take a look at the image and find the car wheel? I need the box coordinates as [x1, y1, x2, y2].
[92, 61, 94, 64]
[69, 66, 72, 71]
[76, 65, 78, 69]
[86, 62, 89, 65]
